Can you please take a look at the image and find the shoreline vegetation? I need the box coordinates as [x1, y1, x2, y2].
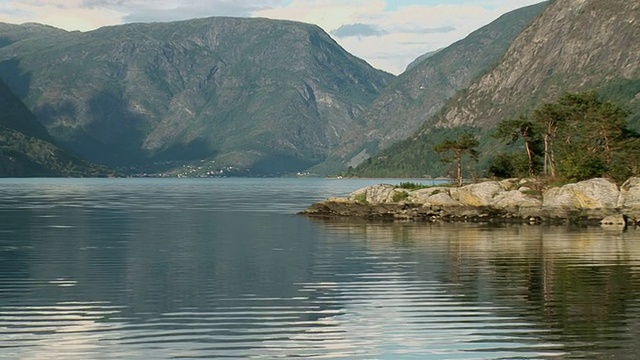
[301, 177, 640, 227]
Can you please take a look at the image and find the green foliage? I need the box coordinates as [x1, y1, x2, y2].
[353, 193, 368, 204]
[434, 132, 479, 186]
[392, 191, 409, 202]
[395, 182, 433, 190]
[488, 153, 528, 179]
[350, 126, 481, 178]
[556, 151, 607, 182]
[493, 91, 639, 183]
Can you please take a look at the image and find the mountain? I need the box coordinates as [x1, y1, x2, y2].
[432, 0, 640, 130]
[313, 2, 548, 173]
[0, 78, 114, 177]
[0, 17, 393, 175]
[0, 22, 66, 49]
[353, 0, 640, 178]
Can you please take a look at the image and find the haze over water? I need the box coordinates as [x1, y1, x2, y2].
[1, 178, 640, 359]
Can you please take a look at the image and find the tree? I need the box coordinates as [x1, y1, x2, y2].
[531, 102, 565, 177]
[495, 116, 539, 176]
[434, 133, 479, 186]
[528, 91, 637, 182]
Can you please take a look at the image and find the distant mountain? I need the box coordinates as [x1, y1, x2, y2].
[0, 78, 114, 177]
[353, 0, 640, 178]
[314, 2, 547, 173]
[0, 17, 393, 175]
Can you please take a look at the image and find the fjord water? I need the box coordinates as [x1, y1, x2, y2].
[1, 178, 640, 359]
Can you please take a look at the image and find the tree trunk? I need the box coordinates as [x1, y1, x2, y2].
[525, 139, 534, 176]
[543, 133, 550, 175]
[456, 150, 463, 187]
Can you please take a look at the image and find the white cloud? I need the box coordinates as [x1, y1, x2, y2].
[254, 0, 546, 74]
[0, 0, 546, 74]
[0, 0, 123, 31]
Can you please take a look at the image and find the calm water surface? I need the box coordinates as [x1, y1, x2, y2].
[1, 178, 640, 359]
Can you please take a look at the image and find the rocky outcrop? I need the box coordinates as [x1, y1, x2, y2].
[619, 178, 640, 223]
[302, 177, 640, 226]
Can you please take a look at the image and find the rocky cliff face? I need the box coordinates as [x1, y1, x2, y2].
[432, 0, 640, 129]
[318, 2, 547, 171]
[0, 17, 393, 174]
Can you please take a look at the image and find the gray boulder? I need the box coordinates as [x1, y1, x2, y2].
[348, 184, 397, 204]
[619, 177, 640, 223]
[452, 181, 503, 207]
[542, 178, 619, 209]
[408, 187, 451, 203]
[427, 192, 462, 206]
[491, 190, 542, 210]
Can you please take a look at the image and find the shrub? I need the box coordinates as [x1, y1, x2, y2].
[395, 182, 431, 190]
[392, 191, 409, 202]
[353, 192, 368, 204]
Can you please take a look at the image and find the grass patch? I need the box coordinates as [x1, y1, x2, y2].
[521, 189, 542, 197]
[395, 182, 435, 190]
[392, 191, 410, 202]
[353, 192, 369, 204]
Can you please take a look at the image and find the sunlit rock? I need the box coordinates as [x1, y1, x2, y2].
[542, 178, 619, 209]
[600, 214, 626, 227]
[490, 190, 542, 210]
[452, 181, 503, 207]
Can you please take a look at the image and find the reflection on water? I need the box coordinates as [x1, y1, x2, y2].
[1, 178, 640, 359]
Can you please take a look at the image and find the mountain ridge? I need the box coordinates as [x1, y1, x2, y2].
[0, 17, 393, 175]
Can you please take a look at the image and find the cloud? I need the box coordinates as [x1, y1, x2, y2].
[84, 0, 283, 20]
[255, 0, 546, 74]
[331, 23, 386, 38]
[0, 0, 123, 31]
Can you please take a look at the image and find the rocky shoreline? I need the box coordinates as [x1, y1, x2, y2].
[301, 177, 640, 227]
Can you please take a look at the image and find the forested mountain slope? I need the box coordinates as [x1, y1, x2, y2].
[0, 17, 393, 175]
[0, 78, 113, 177]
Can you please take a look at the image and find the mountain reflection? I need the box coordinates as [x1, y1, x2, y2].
[2, 179, 640, 359]
[311, 218, 640, 358]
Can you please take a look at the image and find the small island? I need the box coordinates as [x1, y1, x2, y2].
[302, 177, 640, 227]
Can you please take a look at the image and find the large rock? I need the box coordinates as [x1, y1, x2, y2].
[452, 181, 503, 207]
[427, 192, 462, 206]
[619, 177, 640, 223]
[408, 187, 452, 203]
[490, 190, 542, 210]
[542, 178, 620, 209]
[619, 177, 640, 208]
[348, 184, 399, 204]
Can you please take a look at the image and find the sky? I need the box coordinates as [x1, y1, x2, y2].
[0, 0, 545, 74]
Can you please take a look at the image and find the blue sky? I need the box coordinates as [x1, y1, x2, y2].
[0, 0, 546, 74]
